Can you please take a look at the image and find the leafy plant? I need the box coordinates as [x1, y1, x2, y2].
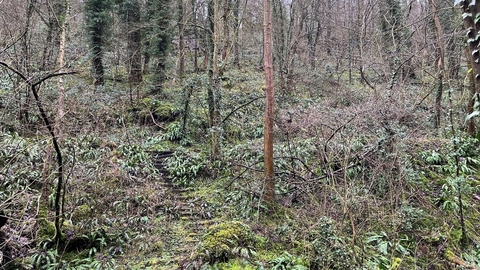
[164, 148, 206, 187]
[117, 143, 157, 178]
[270, 252, 308, 270]
[308, 217, 358, 270]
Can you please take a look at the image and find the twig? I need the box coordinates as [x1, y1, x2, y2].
[221, 96, 264, 124]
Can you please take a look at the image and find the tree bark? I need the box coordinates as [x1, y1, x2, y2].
[126, 0, 142, 96]
[460, 0, 480, 135]
[178, 0, 185, 78]
[55, 0, 69, 137]
[430, 0, 445, 130]
[263, 0, 275, 205]
[233, 0, 240, 67]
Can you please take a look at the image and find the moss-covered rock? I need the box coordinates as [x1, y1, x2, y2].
[195, 221, 258, 265]
[71, 204, 92, 223]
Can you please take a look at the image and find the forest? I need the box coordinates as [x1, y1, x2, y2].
[1, 0, 480, 269]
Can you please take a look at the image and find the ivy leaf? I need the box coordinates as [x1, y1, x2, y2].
[467, 27, 474, 36]
[463, 13, 473, 19]
[465, 111, 480, 122]
[455, 0, 464, 5]
[475, 13, 480, 23]
[468, 38, 476, 43]
[470, 0, 476, 6]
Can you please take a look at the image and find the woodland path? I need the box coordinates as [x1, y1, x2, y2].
[150, 151, 216, 268]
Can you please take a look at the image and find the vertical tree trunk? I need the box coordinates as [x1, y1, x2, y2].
[466, 48, 476, 135]
[192, 0, 199, 72]
[460, 0, 480, 135]
[92, 37, 105, 86]
[430, 0, 445, 129]
[178, 0, 185, 78]
[233, 0, 240, 67]
[263, 0, 275, 205]
[325, 0, 332, 55]
[42, 0, 66, 70]
[207, 0, 221, 159]
[19, 0, 37, 126]
[221, 0, 231, 62]
[123, 0, 142, 99]
[55, 0, 69, 137]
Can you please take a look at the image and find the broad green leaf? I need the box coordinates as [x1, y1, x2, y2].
[469, 0, 476, 6]
[465, 111, 480, 122]
[463, 13, 473, 19]
[454, 0, 464, 5]
[379, 242, 389, 255]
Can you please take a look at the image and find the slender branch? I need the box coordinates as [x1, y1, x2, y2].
[221, 95, 264, 124]
[0, 30, 28, 55]
[0, 60, 77, 244]
[0, 61, 29, 81]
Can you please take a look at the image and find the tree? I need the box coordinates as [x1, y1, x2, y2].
[206, 0, 221, 159]
[458, 0, 480, 135]
[177, 0, 185, 78]
[43, 0, 67, 70]
[0, 61, 78, 245]
[117, 0, 142, 99]
[263, 0, 275, 205]
[85, 0, 112, 86]
[430, 0, 445, 129]
[146, 0, 172, 94]
[379, 0, 413, 85]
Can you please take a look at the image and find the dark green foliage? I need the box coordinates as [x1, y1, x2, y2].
[85, 0, 112, 85]
[270, 252, 309, 270]
[164, 148, 206, 186]
[144, 0, 172, 94]
[308, 217, 358, 270]
[116, 0, 143, 85]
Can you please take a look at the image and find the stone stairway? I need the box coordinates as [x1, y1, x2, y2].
[149, 151, 216, 268]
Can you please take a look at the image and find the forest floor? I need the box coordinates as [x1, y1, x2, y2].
[1, 68, 480, 269]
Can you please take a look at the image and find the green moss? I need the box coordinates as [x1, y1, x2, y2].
[195, 221, 257, 264]
[37, 218, 56, 241]
[71, 204, 92, 223]
[449, 229, 462, 244]
[149, 241, 163, 252]
[444, 249, 455, 261]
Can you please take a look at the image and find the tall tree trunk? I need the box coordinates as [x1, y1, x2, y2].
[272, 0, 285, 90]
[233, 0, 240, 67]
[55, 0, 69, 137]
[207, 0, 220, 159]
[19, 0, 37, 126]
[263, 0, 275, 205]
[91, 36, 105, 86]
[430, 0, 445, 129]
[178, 0, 185, 78]
[192, 0, 199, 72]
[122, 0, 142, 99]
[221, 0, 231, 62]
[466, 48, 476, 135]
[42, 0, 66, 70]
